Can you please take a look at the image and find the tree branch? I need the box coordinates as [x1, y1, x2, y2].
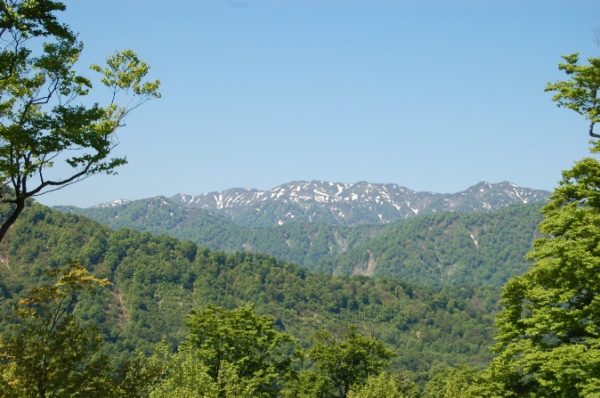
[589, 122, 600, 139]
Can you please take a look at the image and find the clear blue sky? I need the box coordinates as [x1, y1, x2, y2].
[38, 0, 600, 207]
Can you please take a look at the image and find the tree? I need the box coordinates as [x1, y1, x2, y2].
[545, 53, 600, 138]
[148, 349, 219, 398]
[485, 55, 600, 397]
[421, 366, 478, 398]
[113, 345, 172, 398]
[281, 370, 331, 398]
[0, 261, 114, 397]
[347, 371, 417, 398]
[0, 0, 160, 242]
[184, 305, 297, 397]
[308, 329, 394, 398]
[148, 347, 273, 398]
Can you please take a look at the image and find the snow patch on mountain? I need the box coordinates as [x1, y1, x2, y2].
[90, 180, 550, 226]
[95, 199, 131, 208]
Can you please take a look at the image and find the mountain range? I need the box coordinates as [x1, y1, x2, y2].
[56, 180, 548, 288]
[77, 180, 549, 227]
[1, 180, 551, 385]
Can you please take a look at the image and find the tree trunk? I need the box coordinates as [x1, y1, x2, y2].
[0, 198, 25, 243]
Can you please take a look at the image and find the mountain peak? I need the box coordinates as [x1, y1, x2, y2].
[163, 180, 549, 226]
[94, 199, 131, 208]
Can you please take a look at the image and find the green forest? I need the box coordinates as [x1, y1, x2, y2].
[1, 1, 600, 397]
[1, 203, 500, 395]
[65, 199, 543, 287]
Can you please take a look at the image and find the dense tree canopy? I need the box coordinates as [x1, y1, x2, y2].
[0, 262, 112, 397]
[478, 54, 600, 397]
[347, 371, 415, 398]
[308, 329, 394, 398]
[486, 142, 600, 396]
[184, 305, 297, 397]
[0, 0, 160, 242]
[0, 202, 502, 392]
[68, 198, 543, 289]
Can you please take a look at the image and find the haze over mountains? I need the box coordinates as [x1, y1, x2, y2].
[84, 180, 549, 227]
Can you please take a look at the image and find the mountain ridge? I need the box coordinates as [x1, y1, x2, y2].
[55, 184, 544, 288]
[81, 180, 549, 227]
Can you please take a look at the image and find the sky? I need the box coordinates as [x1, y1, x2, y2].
[37, 0, 600, 207]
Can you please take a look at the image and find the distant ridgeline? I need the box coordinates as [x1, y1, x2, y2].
[1, 203, 500, 378]
[57, 180, 547, 289]
[68, 180, 548, 226]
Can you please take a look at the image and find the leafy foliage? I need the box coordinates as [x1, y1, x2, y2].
[0, 261, 113, 397]
[485, 143, 600, 396]
[308, 329, 394, 398]
[148, 349, 218, 398]
[184, 305, 297, 397]
[0, 0, 160, 241]
[421, 365, 479, 398]
[347, 371, 417, 398]
[545, 53, 600, 138]
[462, 52, 600, 397]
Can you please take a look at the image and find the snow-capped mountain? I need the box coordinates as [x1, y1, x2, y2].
[64, 181, 549, 228]
[94, 199, 132, 208]
[164, 180, 549, 226]
[55, 180, 547, 281]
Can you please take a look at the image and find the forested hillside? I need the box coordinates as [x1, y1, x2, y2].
[0, 203, 499, 381]
[59, 198, 542, 288]
[58, 197, 378, 274]
[332, 204, 542, 287]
